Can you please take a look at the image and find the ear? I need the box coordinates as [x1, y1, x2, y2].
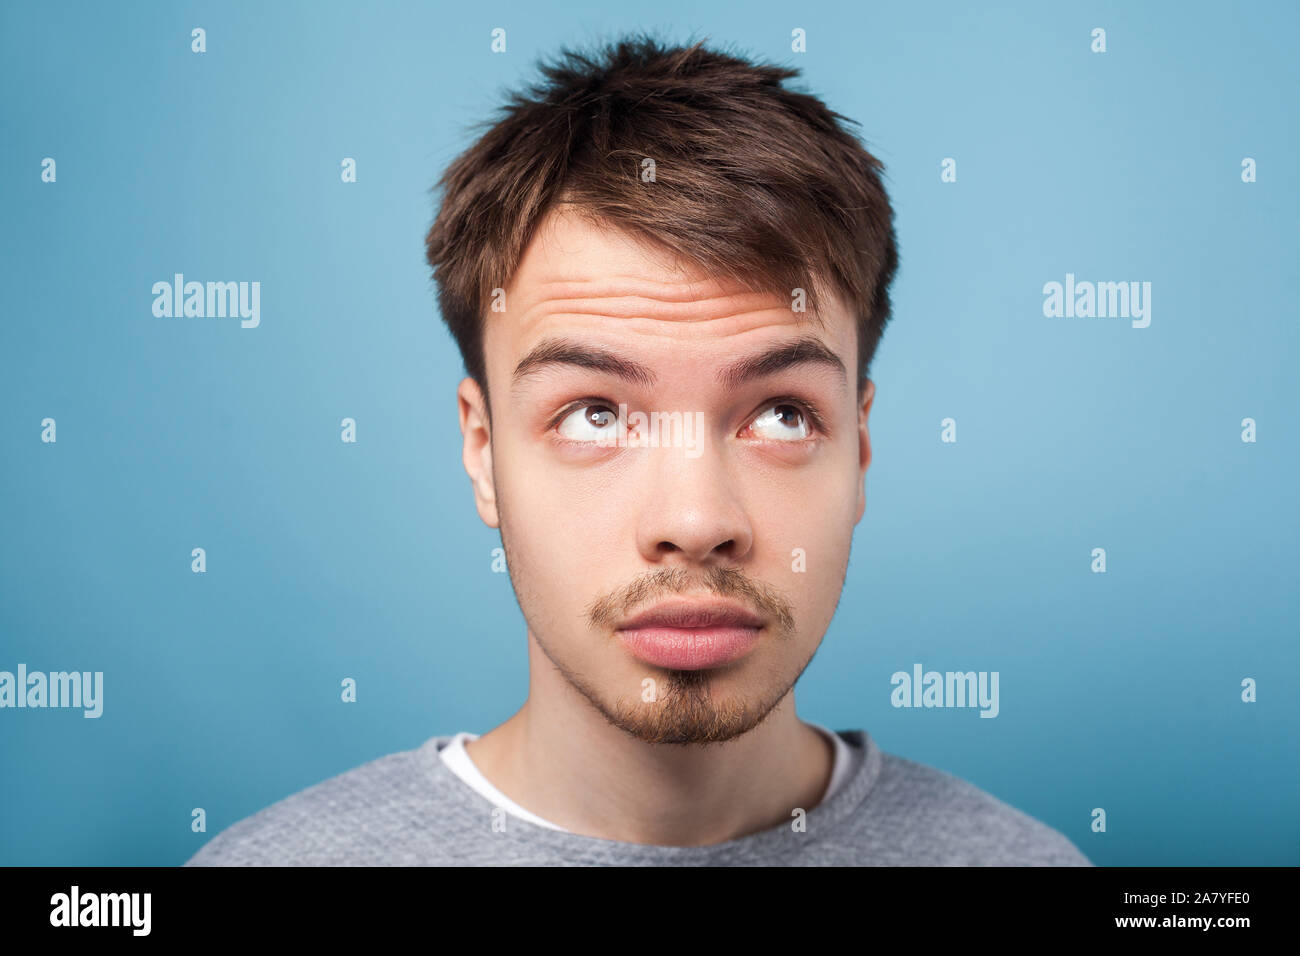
[855, 379, 875, 525]
[458, 377, 500, 528]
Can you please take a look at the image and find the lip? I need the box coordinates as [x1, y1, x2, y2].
[616, 598, 764, 670]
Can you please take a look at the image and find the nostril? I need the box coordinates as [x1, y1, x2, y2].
[656, 540, 735, 556]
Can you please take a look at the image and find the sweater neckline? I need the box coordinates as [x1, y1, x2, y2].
[414, 727, 883, 861]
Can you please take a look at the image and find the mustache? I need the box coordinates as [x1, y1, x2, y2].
[586, 566, 795, 634]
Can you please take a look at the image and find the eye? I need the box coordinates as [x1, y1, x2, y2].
[744, 402, 814, 441]
[556, 402, 625, 443]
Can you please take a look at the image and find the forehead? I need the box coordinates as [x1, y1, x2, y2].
[486, 204, 854, 371]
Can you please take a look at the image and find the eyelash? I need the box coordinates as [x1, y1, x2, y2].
[547, 395, 829, 439]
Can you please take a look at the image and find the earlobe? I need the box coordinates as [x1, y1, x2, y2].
[457, 377, 500, 528]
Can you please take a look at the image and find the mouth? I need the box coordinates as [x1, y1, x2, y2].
[615, 598, 764, 670]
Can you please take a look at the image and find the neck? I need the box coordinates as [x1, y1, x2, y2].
[464, 631, 835, 845]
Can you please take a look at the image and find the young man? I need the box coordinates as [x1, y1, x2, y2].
[188, 35, 1090, 866]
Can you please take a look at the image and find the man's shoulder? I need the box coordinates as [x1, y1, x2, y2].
[853, 741, 1092, 866]
[184, 737, 451, 866]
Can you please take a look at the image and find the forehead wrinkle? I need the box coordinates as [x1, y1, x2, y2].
[514, 276, 827, 330]
[532, 274, 748, 303]
[509, 297, 830, 344]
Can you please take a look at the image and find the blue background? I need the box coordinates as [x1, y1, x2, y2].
[2, 0, 1296, 866]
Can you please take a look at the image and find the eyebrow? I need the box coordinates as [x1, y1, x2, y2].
[512, 339, 656, 389]
[715, 337, 848, 391]
[511, 336, 848, 391]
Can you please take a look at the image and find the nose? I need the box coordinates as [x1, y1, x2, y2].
[633, 436, 754, 566]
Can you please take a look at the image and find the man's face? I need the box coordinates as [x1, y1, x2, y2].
[459, 205, 874, 745]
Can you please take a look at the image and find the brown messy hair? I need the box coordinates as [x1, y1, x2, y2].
[424, 33, 899, 414]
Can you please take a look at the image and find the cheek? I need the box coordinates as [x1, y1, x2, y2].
[752, 458, 857, 617]
[493, 440, 622, 606]
[749, 445, 860, 534]
[501, 459, 627, 543]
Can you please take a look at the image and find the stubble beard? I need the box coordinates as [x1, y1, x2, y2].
[565, 657, 794, 746]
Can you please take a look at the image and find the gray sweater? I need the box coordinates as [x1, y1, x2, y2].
[184, 730, 1092, 866]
